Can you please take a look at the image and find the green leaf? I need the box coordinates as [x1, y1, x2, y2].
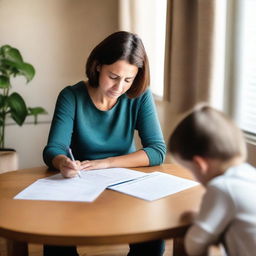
[1, 59, 35, 82]
[1, 45, 23, 63]
[7, 92, 28, 125]
[0, 45, 11, 57]
[28, 107, 47, 115]
[0, 59, 20, 77]
[18, 62, 35, 82]
[0, 45, 35, 82]
[28, 107, 47, 124]
[0, 75, 10, 88]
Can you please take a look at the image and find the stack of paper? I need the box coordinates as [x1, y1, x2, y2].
[14, 168, 147, 202]
[14, 168, 198, 202]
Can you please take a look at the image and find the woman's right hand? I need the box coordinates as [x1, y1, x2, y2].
[53, 155, 81, 178]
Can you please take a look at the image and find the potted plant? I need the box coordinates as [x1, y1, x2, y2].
[0, 44, 47, 151]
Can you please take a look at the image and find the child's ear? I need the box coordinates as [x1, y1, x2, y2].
[193, 156, 209, 173]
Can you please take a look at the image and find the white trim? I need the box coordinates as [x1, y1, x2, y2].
[244, 132, 256, 146]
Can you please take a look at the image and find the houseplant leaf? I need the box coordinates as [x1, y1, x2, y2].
[0, 44, 47, 148]
[7, 92, 28, 125]
[17, 62, 35, 82]
[0, 75, 10, 88]
[28, 107, 47, 124]
[28, 107, 47, 115]
[1, 59, 35, 82]
[1, 45, 23, 63]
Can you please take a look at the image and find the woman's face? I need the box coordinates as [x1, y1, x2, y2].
[97, 60, 138, 99]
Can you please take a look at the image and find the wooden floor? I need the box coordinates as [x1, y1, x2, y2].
[0, 237, 222, 256]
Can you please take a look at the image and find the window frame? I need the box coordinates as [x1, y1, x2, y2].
[224, 0, 256, 142]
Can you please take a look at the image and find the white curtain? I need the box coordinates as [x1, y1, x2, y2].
[118, 0, 167, 97]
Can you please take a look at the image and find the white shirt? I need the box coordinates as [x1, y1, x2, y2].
[185, 163, 256, 256]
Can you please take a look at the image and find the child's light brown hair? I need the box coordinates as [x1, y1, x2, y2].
[169, 103, 247, 161]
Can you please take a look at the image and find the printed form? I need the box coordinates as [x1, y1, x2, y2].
[14, 168, 147, 202]
[109, 171, 198, 201]
[14, 168, 198, 202]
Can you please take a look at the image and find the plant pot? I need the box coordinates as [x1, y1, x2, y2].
[0, 148, 18, 173]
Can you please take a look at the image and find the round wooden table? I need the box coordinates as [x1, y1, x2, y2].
[0, 164, 204, 256]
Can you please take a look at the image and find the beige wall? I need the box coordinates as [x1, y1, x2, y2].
[2, 0, 253, 170]
[0, 0, 119, 169]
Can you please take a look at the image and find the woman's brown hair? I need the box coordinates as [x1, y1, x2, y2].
[86, 31, 150, 98]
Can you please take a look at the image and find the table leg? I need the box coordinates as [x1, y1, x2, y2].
[173, 237, 188, 256]
[6, 239, 28, 256]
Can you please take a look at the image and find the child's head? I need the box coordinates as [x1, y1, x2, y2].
[169, 103, 247, 184]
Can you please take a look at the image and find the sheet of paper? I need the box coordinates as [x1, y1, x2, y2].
[14, 168, 147, 202]
[109, 171, 199, 201]
[42, 167, 147, 187]
[14, 176, 107, 202]
[81, 167, 147, 186]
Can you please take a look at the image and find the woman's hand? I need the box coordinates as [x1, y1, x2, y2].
[53, 155, 81, 178]
[80, 158, 111, 171]
[60, 158, 81, 178]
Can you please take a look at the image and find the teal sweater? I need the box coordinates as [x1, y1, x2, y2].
[43, 81, 166, 168]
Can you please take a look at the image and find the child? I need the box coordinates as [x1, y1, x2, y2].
[168, 103, 256, 256]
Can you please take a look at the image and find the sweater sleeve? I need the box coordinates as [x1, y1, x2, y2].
[136, 90, 166, 166]
[43, 87, 75, 169]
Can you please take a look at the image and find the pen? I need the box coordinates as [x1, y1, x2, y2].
[67, 147, 82, 178]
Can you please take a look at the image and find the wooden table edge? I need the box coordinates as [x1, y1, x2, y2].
[0, 224, 189, 245]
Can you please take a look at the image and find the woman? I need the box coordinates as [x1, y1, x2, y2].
[43, 31, 166, 256]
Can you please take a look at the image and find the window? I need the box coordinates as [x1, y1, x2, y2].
[226, 0, 256, 135]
